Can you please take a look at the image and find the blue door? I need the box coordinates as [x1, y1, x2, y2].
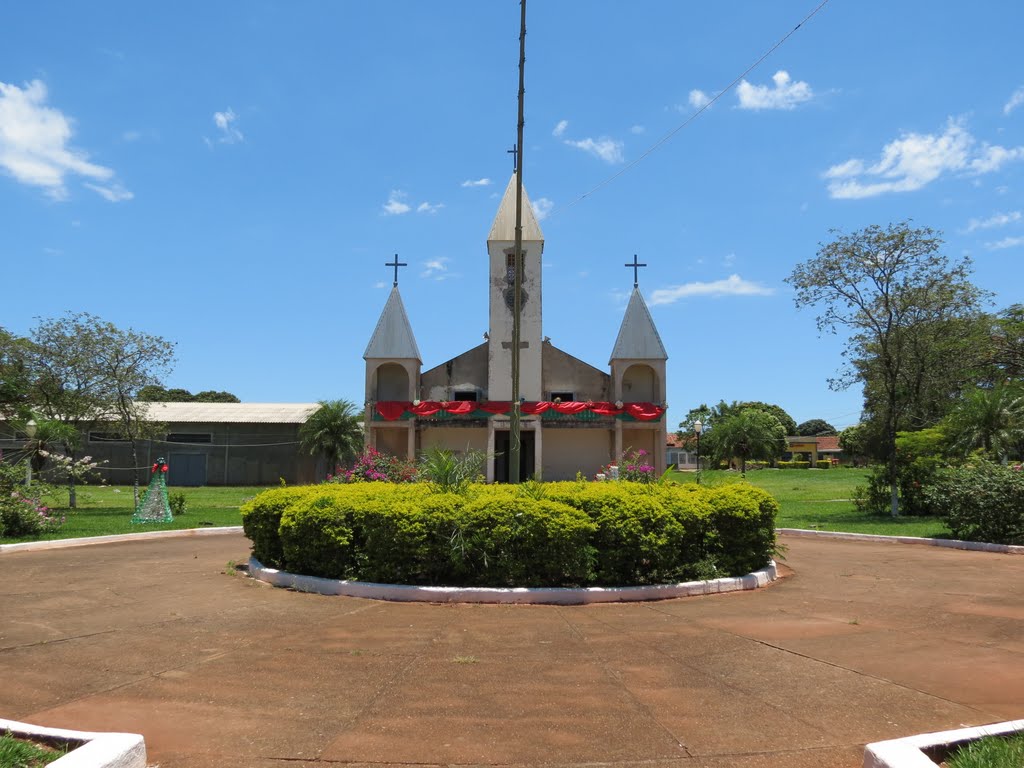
[168, 453, 207, 486]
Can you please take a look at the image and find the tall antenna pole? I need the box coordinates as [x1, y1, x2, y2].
[509, 0, 527, 484]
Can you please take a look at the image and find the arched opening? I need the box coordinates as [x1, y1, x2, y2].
[376, 363, 410, 401]
[621, 364, 658, 402]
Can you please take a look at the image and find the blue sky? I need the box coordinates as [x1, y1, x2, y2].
[2, 1, 1022, 432]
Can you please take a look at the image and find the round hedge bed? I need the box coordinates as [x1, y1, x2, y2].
[241, 481, 778, 589]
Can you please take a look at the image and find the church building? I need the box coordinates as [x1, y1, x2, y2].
[362, 173, 669, 482]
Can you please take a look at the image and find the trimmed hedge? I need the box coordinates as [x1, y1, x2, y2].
[241, 481, 779, 588]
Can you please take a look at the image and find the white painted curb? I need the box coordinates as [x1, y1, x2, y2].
[0, 717, 146, 768]
[0, 526, 243, 554]
[247, 557, 778, 604]
[778, 528, 1024, 555]
[864, 718, 1024, 767]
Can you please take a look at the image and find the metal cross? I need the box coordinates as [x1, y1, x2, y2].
[386, 253, 407, 287]
[625, 254, 647, 287]
[507, 143, 518, 172]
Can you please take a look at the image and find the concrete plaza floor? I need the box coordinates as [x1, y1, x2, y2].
[1, 532, 1021, 767]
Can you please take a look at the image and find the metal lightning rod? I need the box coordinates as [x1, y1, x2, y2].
[509, 0, 527, 484]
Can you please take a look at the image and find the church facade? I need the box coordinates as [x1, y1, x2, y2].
[362, 174, 669, 482]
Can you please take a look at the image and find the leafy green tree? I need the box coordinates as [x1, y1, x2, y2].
[944, 384, 1024, 461]
[0, 328, 35, 421]
[299, 399, 364, 472]
[12, 416, 80, 473]
[193, 390, 240, 403]
[787, 222, 989, 515]
[988, 304, 1024, 382]
[704, 408, 786, 474]
[795, 418, 837, 436]
[726, 401, 797, 437]
[29, 313, 175, 507]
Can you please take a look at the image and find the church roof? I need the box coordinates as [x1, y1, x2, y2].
[609, 287, 668, 362]
[363, 286, 421, 362]
[487, 173, 544, 243]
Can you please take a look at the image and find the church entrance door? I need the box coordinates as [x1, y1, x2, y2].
[494, 430, 535, 483]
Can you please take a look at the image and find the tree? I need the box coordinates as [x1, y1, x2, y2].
[299, 399, 364, 473]
[704, 408, 786, 474]
[944, 384, 1024, 461]
[0, 328, 35, 421]
[193, 390, 240, 403]
[787, 222, 988, 515]
[29, 313, 175, 506]
[728, 401, 797, 436]
[136, 387, 239, 402]
[12, 415, 80, 473]
[795, 418, 837, 436]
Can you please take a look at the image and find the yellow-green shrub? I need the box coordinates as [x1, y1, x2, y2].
[241, 480, 777, 587]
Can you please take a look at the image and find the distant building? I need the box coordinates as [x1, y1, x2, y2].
[0, 402, 320, 486]
[363, 173, 670, 482]
[784, 435, 845, 465]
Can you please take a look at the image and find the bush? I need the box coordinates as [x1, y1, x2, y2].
[168, 491, 188, 515]
[855, 428, 950, 516]
[816, 460, 832, 469]
[925, 462, 1024, 545]
[0, 463, 63, 538]
[329, 447, 418, 483]
[777, 461, 810, 469]
[745, 460, 770, 471]
[242, 480, 778, 587]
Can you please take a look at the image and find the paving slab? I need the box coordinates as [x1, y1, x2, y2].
[1, 532, 1022, 767]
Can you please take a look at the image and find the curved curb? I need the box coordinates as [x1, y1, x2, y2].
[0, 526, 243, 554]
[864, 718, 1024, 768]
[247, 557, 778, 604]
[777, 528, 1024, 554]
[0, 717, 146, 768]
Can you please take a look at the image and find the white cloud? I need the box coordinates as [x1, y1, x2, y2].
[461, 177, 491, 187]
[421, 257, 451, 280]
[374, 281, 387, 289]
[648, 274, 773, 305]
[987, 236, 1024, 250]
[121, 130, 141, 142]
[212, 108, 243, 144]
[564, 136, 624, 164]
[83, 183, 133, 202]
[552, 119, 568, 137]
[382, 190, 411, 215]
[0, 79, 129, 201]
[1004, 86, 1024, 116]
[688, 89, 711, 109]
[965, 211, 1022, 232]
[531, 197, 554, 221]
[722, 253, 736, 267]
[630, 124, 645, 134]
[824, 118, 1024, 199]
[737, 70, 812, 111]
[417, 201, 444, 214]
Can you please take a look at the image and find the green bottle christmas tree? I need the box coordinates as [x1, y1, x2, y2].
[132, 457, 173, 523]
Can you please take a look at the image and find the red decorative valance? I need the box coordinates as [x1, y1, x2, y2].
[374, 400, 665, 422]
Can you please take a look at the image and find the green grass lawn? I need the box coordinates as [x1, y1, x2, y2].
[3, 470, 955, 543]
[0, 485, 263, 544]
[670, 468, 953, 538]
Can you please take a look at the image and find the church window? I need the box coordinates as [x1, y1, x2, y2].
[452, 390, 478, 402]
[549, 391, 574, 403]
[166, 433, 213, 444]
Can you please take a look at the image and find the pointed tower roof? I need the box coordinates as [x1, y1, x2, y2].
[610, 287, 668, 363]
[363, 286, 421, 362]
[487, 173, 545, 242]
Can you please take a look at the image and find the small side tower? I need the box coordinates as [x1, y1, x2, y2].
[609, 275, 668, 474]
[363, 271, 421, 462]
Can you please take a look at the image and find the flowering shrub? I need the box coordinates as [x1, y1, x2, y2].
[600, 449, 656, 483]
[36, 451, 106, 484]
[0, 463, 64, 538]
[327, 447, 418, 484]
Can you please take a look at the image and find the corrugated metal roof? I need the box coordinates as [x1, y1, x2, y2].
[487, 173, 544, 243]
[363, 286, 422, 361]
[610, 287, 668, 362]
[139, 402, 320, 424]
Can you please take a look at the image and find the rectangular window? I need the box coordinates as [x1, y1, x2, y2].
[88, 431, 127, 443]
[452, 391, 478, 402]
[166, 433, 213, 444]
[550, 391, 574, 402]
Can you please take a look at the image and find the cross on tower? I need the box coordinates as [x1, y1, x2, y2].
[507, 143, 518, 172]
[386, 253, 407, 287]
[625, 254, 647, 287]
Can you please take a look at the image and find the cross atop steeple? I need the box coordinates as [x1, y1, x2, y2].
[625, 254, 647, 287]
[385, 253, 407, 287]
[507, 143, 518, 172]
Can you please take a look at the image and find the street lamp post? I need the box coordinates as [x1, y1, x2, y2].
[24, 419, 37, 486]
[693, 420, 703, 482]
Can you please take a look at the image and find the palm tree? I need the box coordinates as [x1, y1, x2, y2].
[299, 400, 364, 474]
[946, 384, 1024, 462]
[706, 409, 786, 474]
[12, 415, 80, 474]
